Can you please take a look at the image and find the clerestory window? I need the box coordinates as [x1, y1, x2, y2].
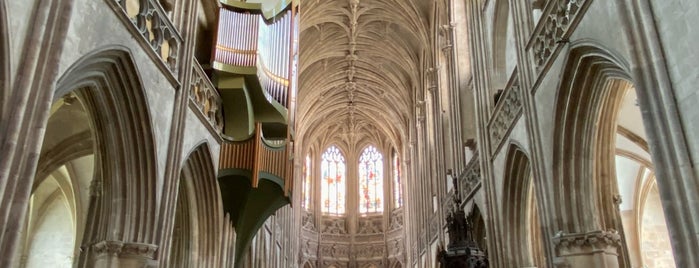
[393, 150, 403, 208]
[321, 146, 346, 215]
[359, 146, 384, 214]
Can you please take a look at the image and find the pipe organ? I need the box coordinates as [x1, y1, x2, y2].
[211, 3, 298, 266]
[214, 6, 298, 108]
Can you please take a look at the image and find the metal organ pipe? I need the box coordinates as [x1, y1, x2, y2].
[245, 13, 251, 66]
[235, 12, 240, 64]
[214, 7, 297, 108]
[249, 13, 256, 66]
[236, 11, 241, 66]
[283, 12, 290, 105]
[274, 18, 279, 103]
[232, 10, 237, 65]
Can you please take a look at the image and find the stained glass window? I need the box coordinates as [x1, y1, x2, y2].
[359, 146, 384, 214]
[321, 146, 346, 215]
[302, 154, 311, 209]
[393, 150, 403, 208]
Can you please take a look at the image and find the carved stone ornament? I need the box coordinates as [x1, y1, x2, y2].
[121, 243, 158, 259]
[302, 212, 316, 231]
[354, 244, 385, 259]
[531, 0, 590, 69]
[357, 217, 383, 235]
[320, 243, 350, 259]
[552, 230, 622, 253]
[457, 155, 481, 204]
[488, 84, 522, 155]
[388, 239, 403, 256]
[92, 240, 124, 255]
[389, 210, 404, 230]
[322, 260, 348, 267]
[321, 217, 348, 234]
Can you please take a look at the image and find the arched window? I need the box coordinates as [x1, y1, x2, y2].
[321, 146, 346, 214]
[359, 146, 383, 214]
[393, 150, 403, 208]
[302, 154, 311, 209]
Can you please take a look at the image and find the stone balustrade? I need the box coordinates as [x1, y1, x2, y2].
[190, 59, 224, 135]
[109, 0, 183, 77]
[487, 71, 522, 157]
[527, 0, 592, 72]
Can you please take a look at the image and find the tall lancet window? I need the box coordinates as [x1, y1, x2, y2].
[302, 154, 311, 209]
[359, 146, 384, 214]
[393, 150, 403, 208]
[321, 146, 346, 215]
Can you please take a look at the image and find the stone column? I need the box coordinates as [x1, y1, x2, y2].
[552, 230, 622, 268]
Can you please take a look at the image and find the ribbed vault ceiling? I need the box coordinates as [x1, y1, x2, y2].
[298, 0, 431, 151]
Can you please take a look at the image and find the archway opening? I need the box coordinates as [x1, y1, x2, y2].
[640, 181, 674, 268]
[169, 144, 225, 267]
[502, 145, 545, 267]
[169, 180, 194, 267]
[552, 46, 676, 267]
[610, 84, 676, 268]
[22, 92, 95, 268]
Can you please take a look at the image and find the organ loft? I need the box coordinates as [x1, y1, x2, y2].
[1, 0, 698, 267]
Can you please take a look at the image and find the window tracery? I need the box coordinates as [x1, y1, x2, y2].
[393, 150, 403, 208]
[303, 154, 311, 209]
[359, 146, 383, 214]
[321, 146, 346, 215]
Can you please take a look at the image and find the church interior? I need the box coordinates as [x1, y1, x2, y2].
[0, 0, 698, 267]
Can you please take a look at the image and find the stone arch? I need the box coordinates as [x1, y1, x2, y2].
[501, 144, 544, 267]
[551, 43, 641, 266]
[23, 95, 95, 267]
[167, 142, 223, 267]
[467, 205, 487, 251]
[53, 47, 160, 265]
[551, 43, 632, 233]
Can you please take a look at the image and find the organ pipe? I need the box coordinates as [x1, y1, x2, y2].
[215, 7, 295, 108]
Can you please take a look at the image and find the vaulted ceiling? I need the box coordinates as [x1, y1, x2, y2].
[297, 0, 432, 152]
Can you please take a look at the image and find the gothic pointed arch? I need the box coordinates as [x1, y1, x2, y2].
[552, 43, 632, 233]
[551, 43, 639, 266]
[467, 205, 486, 251]
[53, 47, 160, 264]
[22, 94, 95, 268]
[168, 142, 224, 267]
[501, 144, 543, 267]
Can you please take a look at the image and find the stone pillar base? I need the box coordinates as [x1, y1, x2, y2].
[552, 230, 622, 268]
[89, 240, 159, 268]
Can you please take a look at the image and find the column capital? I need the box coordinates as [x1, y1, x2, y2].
[552, 230, 621, 252]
